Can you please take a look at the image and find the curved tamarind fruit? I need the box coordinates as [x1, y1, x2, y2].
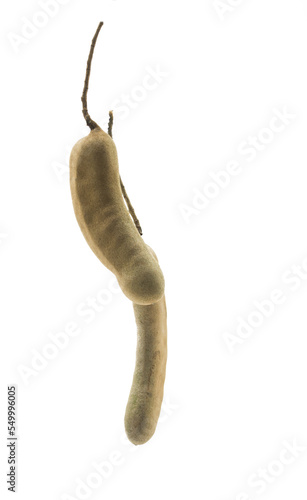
[69, 22, 165, 305]
[69, 23, 167, 445]
[125, 246, 167, 445]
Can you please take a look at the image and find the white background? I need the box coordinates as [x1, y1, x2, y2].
[1, 1, 307, 499]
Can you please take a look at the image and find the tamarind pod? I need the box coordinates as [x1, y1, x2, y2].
[125, 294, 167, 445]
[125, 246, 167, 445]
[70, 127, 165, 305]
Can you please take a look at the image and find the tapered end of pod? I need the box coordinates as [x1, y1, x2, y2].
[125, 411, 158, 446]
[125, 294, 167, 446]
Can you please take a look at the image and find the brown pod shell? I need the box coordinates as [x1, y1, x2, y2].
[125, 247, 167, 445]
[69, 127, 165, 305]
[125, 295, 167, 445]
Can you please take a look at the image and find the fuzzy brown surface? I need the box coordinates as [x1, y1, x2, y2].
[125, 292, 167, 445]
[70, 127, 165, 305]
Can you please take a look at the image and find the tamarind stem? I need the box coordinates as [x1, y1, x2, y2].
[108, 110, 143, 236]
[120, 179, 143, 236]
[107, 108, 114, 137]
[81, 23, 143, 237]
[81, 21, 103, 130]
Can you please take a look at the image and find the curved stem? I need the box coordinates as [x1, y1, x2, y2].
[120, 179, 143, 236]
[81, 22, 103, 130]
[108, 111, 143, 236]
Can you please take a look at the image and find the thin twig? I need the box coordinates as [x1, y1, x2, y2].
[120, 179, 143, 236]
[108, 109, 114, 137]
[81, 22, 103, 130]
[108, 111, 143, 236]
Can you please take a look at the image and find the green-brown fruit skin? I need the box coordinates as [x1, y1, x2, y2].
[125, 245, 167, 445]
[69, 127, 165, 305]
[125, 293, 167, 445]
